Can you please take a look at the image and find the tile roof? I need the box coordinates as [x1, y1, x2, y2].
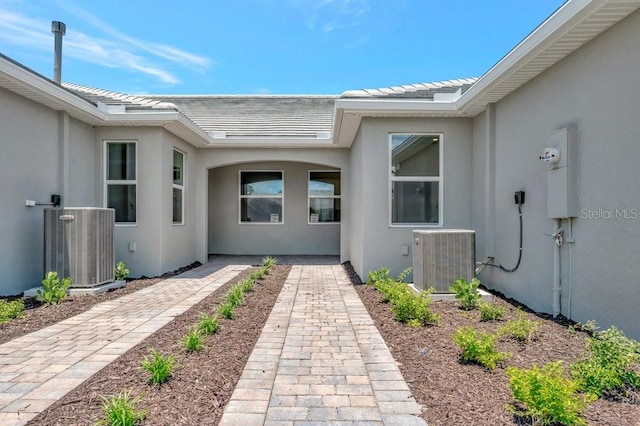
[63, 83, 337, 138]
[63, 83, 178, 110]
[145, 95, 337, 138]
[341, 78, 478, 99]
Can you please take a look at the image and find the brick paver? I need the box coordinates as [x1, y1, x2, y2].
[219, 265, 426, 425]
[0, 264, 248, 426]
[0, 261, 426, 425]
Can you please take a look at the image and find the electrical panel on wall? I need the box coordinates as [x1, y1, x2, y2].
[544, 127, 577, 219]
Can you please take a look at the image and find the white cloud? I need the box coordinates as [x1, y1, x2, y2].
[290, 0, 371, 32]
[0, 5, 212, 86]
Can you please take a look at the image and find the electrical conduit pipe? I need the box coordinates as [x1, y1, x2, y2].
[553, 219, 561, 317]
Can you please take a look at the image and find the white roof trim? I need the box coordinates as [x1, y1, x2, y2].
[457, 0, 640, 113]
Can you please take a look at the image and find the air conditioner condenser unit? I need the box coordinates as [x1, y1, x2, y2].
[44, 207, 115, 287]
[413, 229, 475, 292]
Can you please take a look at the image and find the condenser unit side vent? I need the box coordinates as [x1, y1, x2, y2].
[44, 208, 115, 287]
[413, 229, 475, 292]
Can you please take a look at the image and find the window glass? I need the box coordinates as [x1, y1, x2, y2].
[392, 181, 439, 224]
[107, 184, 137, 223]
[173, 149, 185, 224]
[241, 172, 283, 196]
[309, 171, 341, 196]
[309, 171, 340, 223]
[107, 143, 136, 180]
[240, 171, 283, 223]
[106, 142, 136, 223]
[173, 187, 183, 224]
[309, 198, 341, 223]
[241, 198, 283, 223]
[173, 150, 184, 186]
[390, 134, 441, 225]
[391, 135, 439, 177]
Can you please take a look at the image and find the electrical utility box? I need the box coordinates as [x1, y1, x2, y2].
[546, 127, 577, 219]
[413, 229, 475, 293]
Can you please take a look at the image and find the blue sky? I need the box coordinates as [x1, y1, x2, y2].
[0, 0, 564, 95]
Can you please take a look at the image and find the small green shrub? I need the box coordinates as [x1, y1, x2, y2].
[250, 269, 265, 281]
[367, 267, 391, 285]
[96, 389, 146, 426]
[262, 256, 277, 269]
[453, 326, 510, 370]
[499, 309, 539, 343]
[0, 299, 25, 323]
[391, 289, 439, 326]
[218, 302, 235, 320]
[198, 313, 219, 335]
[407, 318, 422, 328]
[140, 349, 176, 384]
[180, 328, 204, 352]
[114, 261, 130, 281]
[37, 271, 71, 305]
[571, 326, 640, 397]
[376, 279, 410, 304]
[507, 361, 594, 426]
[225, 284, 245, 308]
[479, 301, 506, 322]
[240, 278, 255, 293]
[449, 277, 482, 310]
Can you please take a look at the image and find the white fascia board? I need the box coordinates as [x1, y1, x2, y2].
[334, 98, 460, 114]
[204, 137, 335, 149]
[456, 0, 605, 111]
[0, 56, 106, 123]
[103, 111, 212, 147]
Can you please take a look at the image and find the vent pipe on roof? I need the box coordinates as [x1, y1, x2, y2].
[51, 21, 66, 84]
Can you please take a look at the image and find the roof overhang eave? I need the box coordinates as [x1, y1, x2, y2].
[0, 56, 106, 124]
[457, 0, 640, 114]
[333, 98, 465, 147]
[102, 112, 212, 147]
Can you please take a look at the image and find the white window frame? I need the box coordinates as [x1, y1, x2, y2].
[308, 170, 341, 225]
[238, 170, 284, 225]
[388, 133, 443, 228]
[104, 140, 138, 226]
[172, 148, 186, 225]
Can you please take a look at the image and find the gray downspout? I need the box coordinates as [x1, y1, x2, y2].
[58, 112, 69, 207]
[484, 103, 496, 259]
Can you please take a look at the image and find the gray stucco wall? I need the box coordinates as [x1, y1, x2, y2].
[208, 161, 340, 255]
[160, 132, 198, 272]
[94, 128, 200, 278]
[350, 117, 474, 280]
[194, 148, 349, 264]
[475, 10, 640, 339]
[0, 88, 97, 294]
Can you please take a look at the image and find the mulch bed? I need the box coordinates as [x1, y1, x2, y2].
[5, 262, 638, 425]
[0, 262, 201, 345]
[348, 265, 640, 426]
[27, 264, 290, 426]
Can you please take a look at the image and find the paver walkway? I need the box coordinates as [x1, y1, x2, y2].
[219, 265, 426, 425]
[0, 264, 248, 425]
[0, 262, 426, 425]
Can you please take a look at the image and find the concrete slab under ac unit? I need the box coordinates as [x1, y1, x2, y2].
[23, 280, 126, 298]
[408, 283, 493, 302]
